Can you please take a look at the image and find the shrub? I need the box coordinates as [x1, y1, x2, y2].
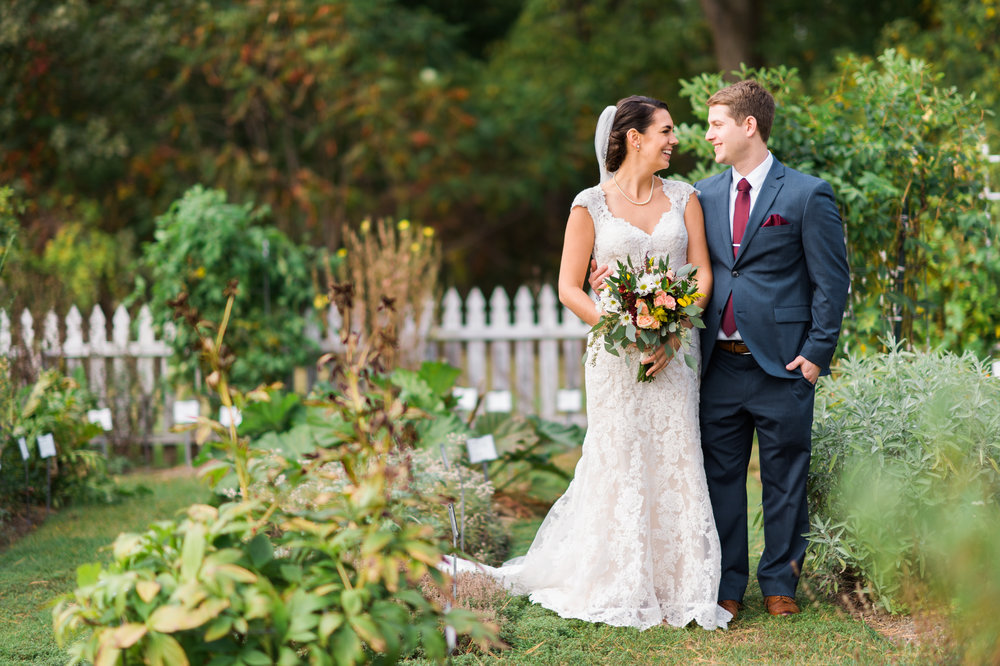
[0, 364, 124, 510]
[807, 342, 1000, 661]
[136, 185, 317, 389]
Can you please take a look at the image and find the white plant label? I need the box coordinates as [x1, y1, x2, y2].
[173, 400, 200, 424]
[466, 434, 499, 464]
[37, 433, 57, 459]
[87, 408, 113, 431]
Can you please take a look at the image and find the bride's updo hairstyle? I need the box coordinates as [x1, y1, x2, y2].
[605, 95, 670, 173]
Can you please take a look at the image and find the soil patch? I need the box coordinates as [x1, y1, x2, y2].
[492, 491, 552, 519]
[0, 504, 51, 553]
[829, 584, 955, 659]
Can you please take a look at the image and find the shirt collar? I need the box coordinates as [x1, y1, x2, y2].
[730, 151, 773, 194]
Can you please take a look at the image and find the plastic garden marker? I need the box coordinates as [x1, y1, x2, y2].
[86, 408, 113, 457]
[37, 433, 56, 515]
[466, 434, 498, 482]
[18, 436, 30, 525]
[438, 443, 460, 653]
[173, 400, 200, 467]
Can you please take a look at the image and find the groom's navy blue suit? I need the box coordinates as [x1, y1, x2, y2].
[696, 158, 850, 602]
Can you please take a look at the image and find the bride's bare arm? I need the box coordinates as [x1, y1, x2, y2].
[684, 195, 712, 310]
[558, 206, 601, 327]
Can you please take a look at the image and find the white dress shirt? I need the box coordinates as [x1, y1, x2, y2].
[719, 151, 774, 341]
[727, 151, 774, 239]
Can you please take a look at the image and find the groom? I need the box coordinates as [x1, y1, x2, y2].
[695, 80, 849, 619]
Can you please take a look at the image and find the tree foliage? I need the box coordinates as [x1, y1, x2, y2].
[0, 0, 991, 297]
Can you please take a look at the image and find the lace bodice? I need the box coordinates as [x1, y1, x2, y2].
[572, 178, 695, 272]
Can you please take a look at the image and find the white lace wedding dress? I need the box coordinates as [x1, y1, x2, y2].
[450, 178, 729, 630]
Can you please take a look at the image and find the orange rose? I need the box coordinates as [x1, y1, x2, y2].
[636, 314, 660, 329]
[653, 290, 676, 310]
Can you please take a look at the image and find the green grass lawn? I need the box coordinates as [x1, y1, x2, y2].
[0, 470, 209, 665]
[434, 455, 932, 665]
[0, 463, 934, 665]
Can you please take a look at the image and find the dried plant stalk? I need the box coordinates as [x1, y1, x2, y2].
[337, 217, 440, 368]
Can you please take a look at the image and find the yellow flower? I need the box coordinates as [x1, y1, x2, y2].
[422, 226, 435, 238]
[313, 293, 329, 310]
[677, 296, 691, 307]
[194, 266, 206, 279]
[410, 242, 421, 253]
[360, 219, 371, 233]
[397, 219, 410, 231]
[336, 248, 347, 258]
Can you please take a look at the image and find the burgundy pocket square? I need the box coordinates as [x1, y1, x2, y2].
[763, 214, 789, 227]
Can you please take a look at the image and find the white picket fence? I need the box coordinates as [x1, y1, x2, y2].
[0, 284, 593, 448]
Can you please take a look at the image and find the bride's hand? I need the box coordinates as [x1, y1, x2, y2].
[640, 336, 682, 378]
[640, 345, 669, 378]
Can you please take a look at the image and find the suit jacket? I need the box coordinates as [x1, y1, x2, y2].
[695, 159, 851, 379]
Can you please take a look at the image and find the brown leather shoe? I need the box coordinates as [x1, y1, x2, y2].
[764, 595, 800, 616]
[718, 599, 743, 620]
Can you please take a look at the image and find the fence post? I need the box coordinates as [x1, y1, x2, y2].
[63, 306, 85, 375]
[88, 306, 108, 406]
[439, 288, 463, 372]
[0, 309, 10, 356]
[488, 287, 512, 407]
[465, 288, 487, 391]
[537, 285, 558, 419]
[513, 286, 536, 413]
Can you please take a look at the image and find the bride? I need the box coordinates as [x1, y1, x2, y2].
[452, 96, 730, 630]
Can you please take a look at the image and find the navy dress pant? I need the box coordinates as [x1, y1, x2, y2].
[699, 348, 815, 602]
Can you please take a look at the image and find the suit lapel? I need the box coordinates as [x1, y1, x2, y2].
[703, 175, 734, 267]
[736, 160, 785, 263]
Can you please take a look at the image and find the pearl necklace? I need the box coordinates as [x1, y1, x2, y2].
[613, 173, 655, 206]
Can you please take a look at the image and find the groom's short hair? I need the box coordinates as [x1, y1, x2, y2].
[708, 80, 775, 143]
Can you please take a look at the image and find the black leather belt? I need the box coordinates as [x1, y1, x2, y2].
[717, 340, 751, 355]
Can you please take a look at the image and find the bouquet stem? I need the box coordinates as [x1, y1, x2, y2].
[637, 362, 655, 383]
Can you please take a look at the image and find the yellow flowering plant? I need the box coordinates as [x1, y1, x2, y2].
[590, 254, 705, 382]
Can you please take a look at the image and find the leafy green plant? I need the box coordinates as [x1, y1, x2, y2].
[0, 366, 123, 510]
[236, 387, 305, 441]
[54, 283, 499, 664]
[806, 340, 1000, 660]
[136, 185, 317, 389]
[469, 413, 582, 496]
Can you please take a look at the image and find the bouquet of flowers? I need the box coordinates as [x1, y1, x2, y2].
[590, 255, 705, 382]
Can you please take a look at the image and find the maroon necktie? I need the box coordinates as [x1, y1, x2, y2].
[721, 178, 751, 336]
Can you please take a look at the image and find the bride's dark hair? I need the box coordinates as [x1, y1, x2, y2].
[605, 95, 670, 173]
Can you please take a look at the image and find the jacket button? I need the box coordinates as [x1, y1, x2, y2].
[732, 270, 739, 277]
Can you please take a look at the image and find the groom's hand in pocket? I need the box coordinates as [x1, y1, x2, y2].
[588, 259, 612, 292]
[786, 355, 820, 384]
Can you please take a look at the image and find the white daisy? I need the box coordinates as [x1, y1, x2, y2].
[635, 274, 656, 295]
[599, 289, 622, 314]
